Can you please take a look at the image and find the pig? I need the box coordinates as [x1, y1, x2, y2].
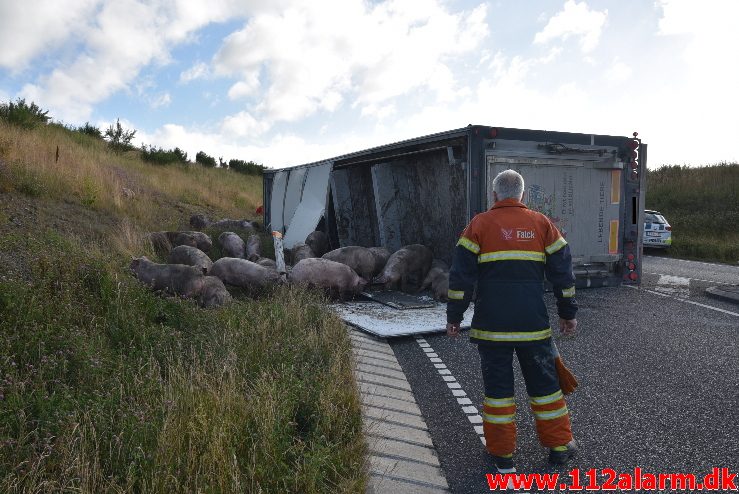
[290, 243, 316, 265]
[368, 246, 391, 277]
[322, 246, 375, 281]
[189, 214, 210, 229]
[130, 256, 205, 299]
[167, 245, 213, 274]
[198, 276, 232, 308]
[419, 259, 450, 301]
[164, 231, 213, 253]
[218, 232, 245, 258]
[376, 244, 433, 293]
[210, 257, 281, 289]
[255, 257, 277, 269]
[305, 230, 329, 257]
[290, 258, 367, 300]
[245, 234, 261, 262]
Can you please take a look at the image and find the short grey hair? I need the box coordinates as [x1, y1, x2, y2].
[492, 169, 524, 201]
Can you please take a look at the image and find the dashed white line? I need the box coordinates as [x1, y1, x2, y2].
[414, 336, 487, 447]
[625, 285, 739, 317]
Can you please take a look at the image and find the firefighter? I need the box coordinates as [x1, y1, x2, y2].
[446, 169, 578, 472]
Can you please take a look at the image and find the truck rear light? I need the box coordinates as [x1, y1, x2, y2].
[629, 272, 638, 281]
[629, 263, 635, 270]
[627, 253, 635, 260]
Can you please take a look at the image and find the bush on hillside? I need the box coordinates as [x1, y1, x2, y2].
[195, 151, 217, 168]
[0, 98, 50, 129]
[77, 122, 103, 139]
[141, 145, 189, 166]
[229, 159, 265, 176]
[104, 119, 137, 153]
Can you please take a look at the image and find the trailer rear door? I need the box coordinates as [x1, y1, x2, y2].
[486, 151, 624, 266]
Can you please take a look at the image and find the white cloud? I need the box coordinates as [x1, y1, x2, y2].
[220, 111, 269, 138]
[0, 0, 99, 71]
[227, 73, 260, 100]
[150, 93, 171, 109]
[605, 58, 632, 83]
[534, 0, 607, 53]
[16, 0, 242, 122]
[137, 122, 372, 169]
[213, 0, 488, 125]
[179, 62, 209, 83]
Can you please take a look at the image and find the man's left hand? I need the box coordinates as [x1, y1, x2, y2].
[447, 322, 461, 338]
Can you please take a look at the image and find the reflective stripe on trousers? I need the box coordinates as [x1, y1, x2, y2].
[478, 341, 572, 455]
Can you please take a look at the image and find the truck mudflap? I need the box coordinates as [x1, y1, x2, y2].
[331, 293, 474, 338]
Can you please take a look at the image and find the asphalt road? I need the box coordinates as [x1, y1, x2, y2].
[388, 255, 739, 493]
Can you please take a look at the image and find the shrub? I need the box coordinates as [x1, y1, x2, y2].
[195, 151, 217, 168]
[0, 98, 50, 129]
[77, 122, 102, 139]
[141, 145, 189, 166]
[104, 119, 136, 153]
[229, 159, 265, 176]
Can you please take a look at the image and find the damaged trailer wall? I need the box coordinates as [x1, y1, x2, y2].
[331, 149, 467, 263]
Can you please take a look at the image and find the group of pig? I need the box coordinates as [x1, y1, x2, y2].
[133, 227, 281, 308]
[288, 233, 451, 302]
[130, 216, 452, 309]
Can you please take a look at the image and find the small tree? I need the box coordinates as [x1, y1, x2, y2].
[195, 151, 217, 168]
[104, 119, 136, 153]
[0, 98, 50, 129]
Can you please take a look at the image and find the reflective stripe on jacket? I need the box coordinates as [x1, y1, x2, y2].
[446, 198, 577, 345]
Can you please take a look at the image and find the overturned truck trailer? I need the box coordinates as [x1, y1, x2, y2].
[263, 125, 646, 336]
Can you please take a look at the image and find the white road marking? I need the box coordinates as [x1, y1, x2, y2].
[646, 272, 735, 285]
[414, 337, 487, 448]
[644, 255, 738, 268]
[625, 285, 739, 317]
[655, 274, 690, 298]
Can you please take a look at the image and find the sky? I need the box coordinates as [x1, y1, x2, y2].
[1, 0, 737, 169]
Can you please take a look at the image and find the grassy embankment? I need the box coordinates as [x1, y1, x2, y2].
[0, 121, 365, 492]
[646, 163, 739, 264]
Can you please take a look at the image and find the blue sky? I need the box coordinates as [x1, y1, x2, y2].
[1, 0, 737, 168]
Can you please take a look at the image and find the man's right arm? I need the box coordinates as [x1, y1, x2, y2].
[447, 230, 479, 324]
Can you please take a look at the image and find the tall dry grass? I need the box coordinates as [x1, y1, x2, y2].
[0, 121, 262, 234]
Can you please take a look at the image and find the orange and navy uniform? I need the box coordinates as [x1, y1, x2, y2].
[446, 197, 577, 343]
[446, 197, 577, 457]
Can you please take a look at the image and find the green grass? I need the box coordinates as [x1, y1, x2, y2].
[646, 163, 739, 264]
[0, 232, 365, 493]
[0, 111, 365, 493]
